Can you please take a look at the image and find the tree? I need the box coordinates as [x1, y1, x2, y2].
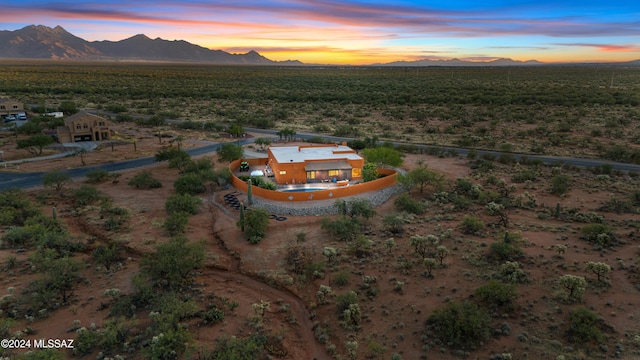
[361, 147, 403, 167]
[58, 101, 78, 115]
[362, 162, 378, 182]
[585, 261, 611, 283]
[436, 245, 449, 266]
[43, 170, 72, 192]
[406, 164, 445, 193]
[410, 234, 438, 259]
[228, 123, 245, 138]
[167, 150, 192, 173]
[254, 137, 271, 151]
[141, 236, 205, 290]
[237, 208, 270, 244]
[559, 274, 586, 302]
[423, 258, 436, 277]
[16, 134, 54, 156]
[486, 201, 509, 227]
[277, 127, 296, 142]
[74, 148, 88, 166]
[217, 143, 243, 163]
[128, 170, 162, 189]
[48, 257, 81, 303]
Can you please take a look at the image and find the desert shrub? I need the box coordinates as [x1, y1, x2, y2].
[550, 174, 572, 195]
[382, 214, 404, 234]
[336, 291, 359, 315]
[320, 216, 360, 242]
[566, 307, 605, 344]
[155, 147, 187, 162]
[165, 193, 202, 215]
[580, 223, 616, 247]
[0, 189, 40, 226]
[128, 170, 162, 189]
[201, 305, 225, 325]
[92, 242, 123, 271]
[141, 236, 205, 290]
[460, 215, 485, 235]
[20, 348, 65, 360]
[597, 196, 635, 214]
[474, 280, 517, 311]
[585, 261, 611, 283]
[85, 168, 111, 184]
[73, 327, 99, 355]
[333, 271, 350, 287]
[237, 208, 270, 244]
[489, 242, 523, 261]
[73, 185, 104, 206]
[426, 301, 490, 350]
[237, 175, 277, 190]
[499, 261, 527, 283]
[173, 173, 206, 195]
[559, 275, 586, 303]
[394, 193, 425, 214]
[163, 211, 190, 236]
[210, 334, 268, 359]
[511, 168, 538, 183]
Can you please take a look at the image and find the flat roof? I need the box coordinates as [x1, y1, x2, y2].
[269, 145, 363, 163]
[305, 160, 352, 171]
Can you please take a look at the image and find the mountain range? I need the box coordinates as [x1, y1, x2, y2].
[1, 25, 638, 67]
[0, 25, 301, 65]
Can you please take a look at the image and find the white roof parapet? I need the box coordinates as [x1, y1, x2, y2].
[269, 145, 362, 163]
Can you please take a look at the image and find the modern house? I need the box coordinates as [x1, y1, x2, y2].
[56, 111, 112, 143]
[0, 98, 24, 116]
[267, 144, 364, 185]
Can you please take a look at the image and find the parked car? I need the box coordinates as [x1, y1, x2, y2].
[16, 112, 27, 121]
[2, 115, 16, 123]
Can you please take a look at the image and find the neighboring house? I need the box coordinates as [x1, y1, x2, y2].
[0, 98, 24, 116]
[267, 144, 364, 185]
[56, 111, 112, 143]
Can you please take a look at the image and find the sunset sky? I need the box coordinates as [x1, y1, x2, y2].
[1, 0, 639, 65]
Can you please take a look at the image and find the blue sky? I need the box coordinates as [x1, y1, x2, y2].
[1, 0, 638, 64]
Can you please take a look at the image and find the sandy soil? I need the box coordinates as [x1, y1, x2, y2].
[1, 124, 639, 359]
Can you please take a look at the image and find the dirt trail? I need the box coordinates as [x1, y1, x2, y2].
[209, 204, 330, 360]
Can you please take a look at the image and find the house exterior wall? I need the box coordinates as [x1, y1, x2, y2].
[60, 112, 112, 142]
[0, 99, 24, 116]
[267, 145, 364, 185]
[230, 158, 396, 202]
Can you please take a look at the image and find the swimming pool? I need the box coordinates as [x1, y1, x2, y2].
[280, 188, 324, 192]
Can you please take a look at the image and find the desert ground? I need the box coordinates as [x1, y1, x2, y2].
[1, 120, 640, 360]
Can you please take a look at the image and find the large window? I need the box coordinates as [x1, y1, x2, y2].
[306, 171, 316, 180]
[328, 170, 339, 177]
[352, 168, 362, 177]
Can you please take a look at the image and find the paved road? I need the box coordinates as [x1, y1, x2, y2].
[0, 139, 253, 191]
[245, 127, 640, 172]
[2, 126, 640, 191]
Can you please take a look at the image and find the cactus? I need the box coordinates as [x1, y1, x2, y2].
[247, 179, 253, 206]
[52, 206, 57, 220]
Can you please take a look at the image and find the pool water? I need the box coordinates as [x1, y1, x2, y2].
[280, 188, 325, 192]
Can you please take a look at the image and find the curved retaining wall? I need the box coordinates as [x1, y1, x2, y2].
[229, 158, 398, 202]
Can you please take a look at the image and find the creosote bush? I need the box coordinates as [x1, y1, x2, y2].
[128, 170, 162, 189]
[426, 300, 490, 350]
[460, 215, 485, 235]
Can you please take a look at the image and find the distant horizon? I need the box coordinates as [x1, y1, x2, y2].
[1, 1, 639, 65]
